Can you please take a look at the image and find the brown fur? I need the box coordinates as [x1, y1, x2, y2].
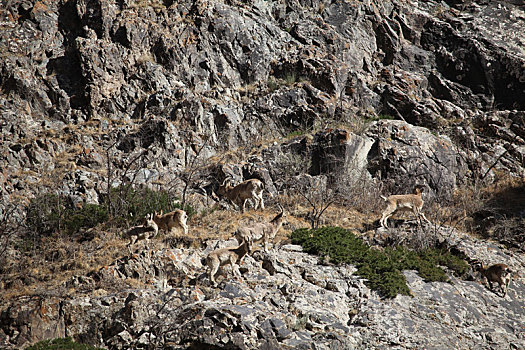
[217, 178, 264, 212]
[235, 206, 286, 252]
[153, 209, 188, 236]
[475, 262, 512, 297]
[206, 240, 252, 285]
[124, 213, 158, 252]
[380, 187, 430, 228]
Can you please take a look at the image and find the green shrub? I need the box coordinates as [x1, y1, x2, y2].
[267, 77, 279, 92]
[290, 227, 469, 298]
[286, 130, 305, 139]
[25, 186, 189, 236]
[26, 194, 107, 236]
[63, 204, 108, 235]
[25, 337, 103, 350]
[104, 185, 174, 226]
[104, 185, 196, 226]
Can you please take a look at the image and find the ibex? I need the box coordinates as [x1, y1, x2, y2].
[473, 261, 512, 297]
[124, 213, 158, 252]
[205, 239, 252, 285]
[153, 209, 188, 236]
[380, 187, 430, 228]
[217, 178, 264, 213]
[235, 205, 286, 252]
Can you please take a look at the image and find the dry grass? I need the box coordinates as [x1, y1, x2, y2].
[9, 173, 521, 305]
[0, 228, 124, 304]
[421, 173, 525, 237]
[0, 193, 380, 309]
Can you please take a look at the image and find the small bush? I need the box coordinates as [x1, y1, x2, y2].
[25, 186, 188, 236]
[25, 337, 103, 350]
[291, 227, 469, 298]
[267, 77, 279, 92]
[491, 217, 525, 250]
[64, 204, 108, 235]
[104, 185, 176, 226]
[26, 194, 107, 236]
[173, 202, 197, 218]
[286, 130, 305, 139]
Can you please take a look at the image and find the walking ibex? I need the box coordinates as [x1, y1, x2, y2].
[217, 178, 265, 212]
[473, 261, 512, 297]
[205, 239, 253, 285]
[234, 205, 286, 252]
[380, 187, 430, 228]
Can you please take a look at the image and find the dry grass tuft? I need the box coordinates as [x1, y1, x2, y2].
[0, 194, 377, 308]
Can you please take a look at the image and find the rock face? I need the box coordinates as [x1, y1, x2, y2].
[1, 0, 525, 214]
[1, 0, 525, 349]
[1, 230, 524, 349]
[366, 120, 468, 199]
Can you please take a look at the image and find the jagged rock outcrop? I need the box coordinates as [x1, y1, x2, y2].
[1, 229, 524, 349]
[366, 120, 468, 199]
[1, 0, 525, 348]
[2, 0, 525, 215]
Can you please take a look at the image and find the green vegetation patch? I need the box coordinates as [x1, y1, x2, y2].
[26, 194, 108, 236]
[25, 186, 196, 236]
[104, 185, 173, 226]
[25, 337, 103, 350]
[291, 227, 469, 298]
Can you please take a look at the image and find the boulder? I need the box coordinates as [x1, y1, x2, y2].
[366, 120, 468, 200]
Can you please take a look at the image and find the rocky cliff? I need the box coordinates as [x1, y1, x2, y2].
[1, 0, 525, 349]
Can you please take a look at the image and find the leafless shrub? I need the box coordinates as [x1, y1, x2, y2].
[0, 204, 24, 276]
[382, 223, 443, 251]
[339, 169, 384, 216]
[489, 216, 525, 251]
[291, 174, 339, 229]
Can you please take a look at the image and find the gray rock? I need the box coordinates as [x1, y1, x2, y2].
[366, 120, 468, 200]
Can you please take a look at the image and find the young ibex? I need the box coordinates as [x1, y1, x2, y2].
[217, 178, 264, 212]
[473, 261, 512, 297]
[380, 187, 430, 228]
[124, 213, 159, 252]
[234, 205, 286, 252]
[205, 239, 252, 285]
[153, 209, 188, 236]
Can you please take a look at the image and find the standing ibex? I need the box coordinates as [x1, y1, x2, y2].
[217, 178, 264, 212]
[205, 239, 252, 285]
[473, 261, 512, 297]
[235, 205, 286, 252]
[380, 187, 430, 228]
[124, 213, 159, 252]
[153, 209, 188, 236]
